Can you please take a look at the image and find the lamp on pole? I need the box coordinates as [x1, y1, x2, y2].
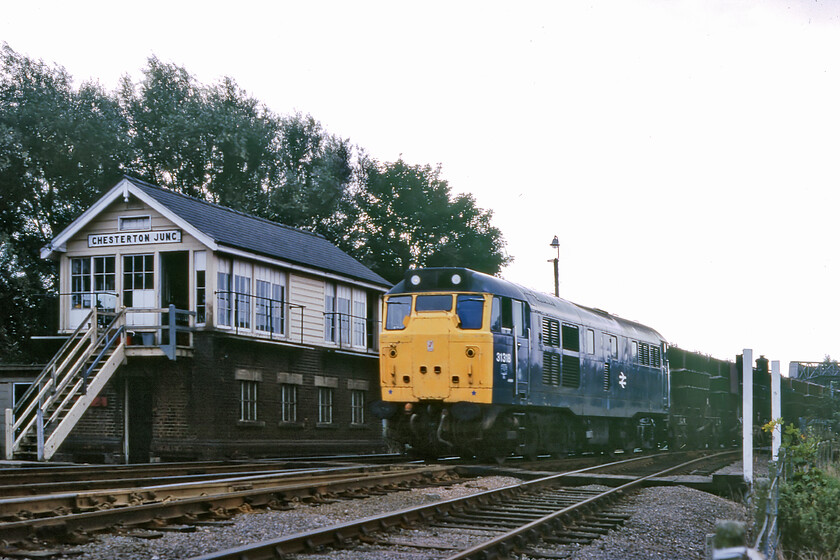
[549, 236, 560, 297]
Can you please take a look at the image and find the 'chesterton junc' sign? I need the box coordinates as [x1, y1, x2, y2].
[88, 230, 182, 248]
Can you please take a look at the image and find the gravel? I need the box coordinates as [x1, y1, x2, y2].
[525, 485, 748, 560]
[0, 477, 746, 560]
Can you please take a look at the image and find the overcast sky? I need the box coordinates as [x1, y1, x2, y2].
[3, 0, 840, 371]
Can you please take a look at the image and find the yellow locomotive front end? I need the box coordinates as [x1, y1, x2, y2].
[380, 292, 494, 404]
[371, 268, 530, 458]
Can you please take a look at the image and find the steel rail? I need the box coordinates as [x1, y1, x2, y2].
[186, 451, 693, 560]
[444, 450, 738, 560]
[0, 458, 411, 496]
[0, 465, 456, 545]
[0, 464, 438, 520]
[0, 454, 404, 485]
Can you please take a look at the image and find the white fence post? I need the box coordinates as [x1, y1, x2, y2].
[771, 360, 781, 462]
[4, 408, 12, 460]
[743, 348, 753, 485]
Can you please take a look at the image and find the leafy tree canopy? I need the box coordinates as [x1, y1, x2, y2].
[352, 157, 509, 283]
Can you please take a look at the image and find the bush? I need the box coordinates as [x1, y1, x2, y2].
[769, 420, 840, 558]
[779, 468, 840, 556]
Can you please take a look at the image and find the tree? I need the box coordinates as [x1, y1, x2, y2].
[0, 44, 129, 360]
[120, 57, 281, 214]
[267, 112, 356, 236]
[352, 157, 509, 283]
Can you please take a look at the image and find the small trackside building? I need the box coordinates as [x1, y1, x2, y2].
[11, 175, 391, 463]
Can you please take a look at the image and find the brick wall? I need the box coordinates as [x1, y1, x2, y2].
[63, 332, 386, 462]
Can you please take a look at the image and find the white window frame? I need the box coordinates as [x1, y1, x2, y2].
[337, 285, 351, 347]
[239, 379, 258, 422]
[351, 390, 365, 425]
[71, 255, 116, 311]
[318, 387, 334, 424]
[255, 265, 286, 337]
[325, 283, 336, 343]
[280, 383, 298, 423]
[118, 215, 151, 231]
[217, 258, 232, 327]
[195, 251, 206, 325]
[352, 289, 367, 348]
[233, 261, 252, 330]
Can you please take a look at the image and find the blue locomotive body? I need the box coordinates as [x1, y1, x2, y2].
[374, 267, 670, 458]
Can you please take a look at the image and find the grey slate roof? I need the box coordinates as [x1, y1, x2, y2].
[125, 176, 390, 288]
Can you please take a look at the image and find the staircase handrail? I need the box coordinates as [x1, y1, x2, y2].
[11, 309, 94, 420]
[12, 321, 99, 437]
[41, 310, 126, 433]
[10, 309, 102, 444]
[9, 309, 126, 455]
[84, 319, 126, 393]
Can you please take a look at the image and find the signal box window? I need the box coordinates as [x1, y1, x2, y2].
[239, 380, 258, 422]
[318, 387, 334, 424]
[456, 295, 484, 330]
[123, 255, 153, 307]
[351, 390, 365, 424]
[71, 256, 116, 310]
[385, 296, 411, 330]
[280, 384, 297, 423]
[118, 216, 150, 231]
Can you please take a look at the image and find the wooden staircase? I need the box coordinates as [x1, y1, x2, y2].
[4, 308, 127, 461]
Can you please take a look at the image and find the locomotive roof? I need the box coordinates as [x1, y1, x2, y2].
[390, 267, 666, 344]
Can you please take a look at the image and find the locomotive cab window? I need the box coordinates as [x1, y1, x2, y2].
[513, 300, 530, 337]
[415, 294, 453, 312]
[491, 297, 514, 333]
[384, 295, 412, 330]
[456, 295, 484, 330]
[586, 329, 595, 354]
[606, 334, 618, 359]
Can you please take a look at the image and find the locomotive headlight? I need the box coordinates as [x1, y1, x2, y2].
[451, 273, 461, 285]
[465, 347, 477, 358]
[410, 274, 421, 286]
[388, 347, 398, 358]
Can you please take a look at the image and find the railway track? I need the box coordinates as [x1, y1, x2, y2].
[0, 453, 403, 491]
[188, 450, 739, 560]
[0, 460, 457, 546]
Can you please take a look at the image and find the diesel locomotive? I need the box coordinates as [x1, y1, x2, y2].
[372, 267, 672, 459]
[371, 267, 838, 459]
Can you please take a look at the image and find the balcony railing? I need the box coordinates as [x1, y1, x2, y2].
[215, 290, 305, 344]
[323, 312, 380, 351]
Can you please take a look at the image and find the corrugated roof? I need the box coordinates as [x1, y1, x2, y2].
[124, 176, 390, 288]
